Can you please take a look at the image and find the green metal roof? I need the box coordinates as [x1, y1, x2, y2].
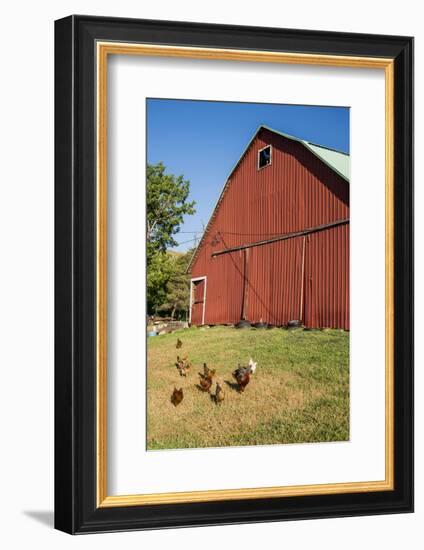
[305, 143, 350, 181]
[260, 124, 350, 181]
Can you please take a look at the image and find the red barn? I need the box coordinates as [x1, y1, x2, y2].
[188, 125, 350, 330]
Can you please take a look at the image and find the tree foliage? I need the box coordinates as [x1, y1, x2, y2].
[157, 250, 195, 319]
[147, 251, 172, 313]
[147, 162, 196, 262]
[146, 163, 196, 313]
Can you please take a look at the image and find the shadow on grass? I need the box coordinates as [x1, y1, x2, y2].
[224, 380, 240, 393]
[195, 383, 211, 393]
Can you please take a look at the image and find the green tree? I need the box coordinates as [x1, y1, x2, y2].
[147, 162, 196, 261]
[158, 250, 194, 319]
[146, 163, 196, 313]
[147, 251, 172, 313]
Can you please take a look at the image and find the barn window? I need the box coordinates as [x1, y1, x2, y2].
[258, 145, 272, 170]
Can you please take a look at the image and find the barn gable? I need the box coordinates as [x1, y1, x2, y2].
[188, 125, 350, 329]
[227, 124, 349, 182]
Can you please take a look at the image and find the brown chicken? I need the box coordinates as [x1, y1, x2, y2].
[215, 382, 225, 404]
[199, 374, 213, 393]
[176, 356, 190, 377]
[232, 366, 250, 393]
[176, 338, 182, 349]
[175, 355, 188, 366]
[171, 387, 184, 406]
[178, 365, 190, 377]
[175, 355, 183, 372]
[201, 363, 216, 379]
[183, 361, 192, 376]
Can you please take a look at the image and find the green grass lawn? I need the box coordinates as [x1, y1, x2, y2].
[147, 326, 349, 450]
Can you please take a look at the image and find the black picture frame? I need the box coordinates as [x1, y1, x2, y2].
[55, 15, 414, 534]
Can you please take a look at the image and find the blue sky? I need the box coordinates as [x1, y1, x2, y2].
[146, 98, 349, 252]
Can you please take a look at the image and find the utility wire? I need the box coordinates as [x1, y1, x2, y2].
[216, 230, 296, 236]
[177, 229, 308, 237]
[173, 236, 199, 246]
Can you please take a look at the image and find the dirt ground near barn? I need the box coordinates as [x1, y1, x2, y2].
[147, 326, 349, 450]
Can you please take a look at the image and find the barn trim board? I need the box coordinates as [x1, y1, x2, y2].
[189, 276, 207, 326]
[211, 218, 350, 257]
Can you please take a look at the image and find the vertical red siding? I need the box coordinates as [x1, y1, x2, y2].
[190, 128, 349, 330]
[303, 224, 350, 330]
[246, 238, 303, 325]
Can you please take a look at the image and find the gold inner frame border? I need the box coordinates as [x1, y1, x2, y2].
[96, 42, 394, 508]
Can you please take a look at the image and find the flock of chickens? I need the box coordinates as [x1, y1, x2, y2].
[170, 337, 257, 407]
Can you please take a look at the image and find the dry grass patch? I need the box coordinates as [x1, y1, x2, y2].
[147, 326, 349, 450]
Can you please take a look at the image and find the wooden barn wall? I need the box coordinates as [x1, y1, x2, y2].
[190, 128, 350, 329]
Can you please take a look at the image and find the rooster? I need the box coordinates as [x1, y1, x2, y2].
[170, 387, 183, 406]
[176, 338, 182, 349]
[232, 367, 250, 393]
[232, 358, 257, 393]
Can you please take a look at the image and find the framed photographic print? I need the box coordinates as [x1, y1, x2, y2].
[54, 15, 414, 534]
